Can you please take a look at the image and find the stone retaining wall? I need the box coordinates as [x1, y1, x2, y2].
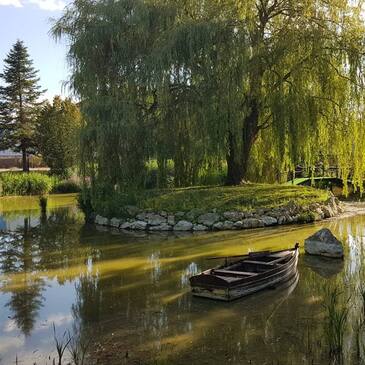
[93, 196, 343, 232]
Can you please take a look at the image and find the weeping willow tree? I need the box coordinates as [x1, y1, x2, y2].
[53, 0, 365, 194]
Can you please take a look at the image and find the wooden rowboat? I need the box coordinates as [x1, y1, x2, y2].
[189, 244, 299, 301]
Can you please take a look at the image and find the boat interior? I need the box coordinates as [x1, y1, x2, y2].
[211, 251, 294, 278]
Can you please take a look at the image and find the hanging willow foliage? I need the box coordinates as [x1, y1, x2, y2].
[53, 0, 365, 196]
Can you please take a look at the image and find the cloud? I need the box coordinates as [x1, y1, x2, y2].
[0, 0, 65, 10]
[0, 0, 23, 7]
[28, 0, 65, 11]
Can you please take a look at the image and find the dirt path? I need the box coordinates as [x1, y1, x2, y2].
[338, 201, 365, 218]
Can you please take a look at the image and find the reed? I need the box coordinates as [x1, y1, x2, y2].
[53, 323, 72, 365]
[67, 330, 91, 365]
[322, 286, 350, 360]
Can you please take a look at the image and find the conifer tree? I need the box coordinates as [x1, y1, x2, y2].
[0, 40, 45, 172]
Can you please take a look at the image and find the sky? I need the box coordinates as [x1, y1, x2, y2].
[0, 0, 70, 100]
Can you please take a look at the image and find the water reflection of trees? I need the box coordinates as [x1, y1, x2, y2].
[0, 208, 84, 337]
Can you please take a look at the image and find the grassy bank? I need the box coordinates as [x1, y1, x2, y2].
[90, 183, 330, 218]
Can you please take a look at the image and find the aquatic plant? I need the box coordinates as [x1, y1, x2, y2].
[67, 330, 91, 365]
[53, 323, 72, 365]
[322, 286, 350, 360]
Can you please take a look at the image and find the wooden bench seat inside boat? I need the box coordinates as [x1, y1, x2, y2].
[212, 269, 258, 277]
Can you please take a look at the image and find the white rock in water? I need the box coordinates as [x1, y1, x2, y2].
[304, 228, 344, 258]
[95, 215, 108, 226]
[174, 220, 193, 231]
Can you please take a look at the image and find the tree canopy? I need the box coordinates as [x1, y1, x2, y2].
[0, 40, 45, 172]
[37, 96, 82, 177]
[53, 0, 365, 193]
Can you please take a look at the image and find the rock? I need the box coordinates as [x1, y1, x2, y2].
[136, 212, 147, 221]
[278, 216, 287, 225]
[120, 222, 132, 230]
[125, 205, 141, 217]
[95, 215, 108, 226]
[213, 222, 224, 230]
[110, 218, 122, 228]
[130, 221, 148, 231]
[193, 224, 208, 231]
[286, 200, 299, 214]
[147, 214, 166, 226]
[243, 218, 264, 229]
[233, 221, 244, 229]
[304, 228, 344, 258]
[149, 223, 172, 231]
[222, 221, 235, 230]
[321, 206, 333, 218]
[174, 220, 193, 231]
[261, 216, 278, 226]
[167, 215, 175, 226]
[223, 211, 244, 222]
[197, 213, 220, 227]
[186, 209, 203, 221]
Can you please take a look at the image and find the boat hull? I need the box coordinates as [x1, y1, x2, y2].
[190, 247, 299, 301]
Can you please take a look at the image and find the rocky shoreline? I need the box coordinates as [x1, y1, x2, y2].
[93, 196, 344, 232]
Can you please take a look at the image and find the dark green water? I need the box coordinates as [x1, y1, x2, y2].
[1, 196, 365, 364]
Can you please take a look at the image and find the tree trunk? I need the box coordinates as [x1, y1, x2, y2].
[226, 99, 260, 185]
[22, 148, 29, 172]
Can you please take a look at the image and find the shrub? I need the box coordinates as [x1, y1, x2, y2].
[52, 180, 81, 194]
[0, 172, 54, 196]
[297, 211, 316, 223]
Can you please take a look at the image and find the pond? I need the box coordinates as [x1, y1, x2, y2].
[1, 195, 365, 364]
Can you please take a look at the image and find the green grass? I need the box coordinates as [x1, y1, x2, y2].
[134, 183, 330, 212]
[0, 172, 81, 196]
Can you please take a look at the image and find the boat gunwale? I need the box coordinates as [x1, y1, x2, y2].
[190, 246, 299, 290]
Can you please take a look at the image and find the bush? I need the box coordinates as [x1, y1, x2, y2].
[0, 172, 54, 196]
[297, 211, 316, 223]
[52, 180, 81, 194]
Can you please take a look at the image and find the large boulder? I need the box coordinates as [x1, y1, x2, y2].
[197, 213, 220, 227]
[174, 220, 193, 231]
[304, 228, 344, 258]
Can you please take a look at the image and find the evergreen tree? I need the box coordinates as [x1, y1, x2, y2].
[0, 40, 45, 172]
